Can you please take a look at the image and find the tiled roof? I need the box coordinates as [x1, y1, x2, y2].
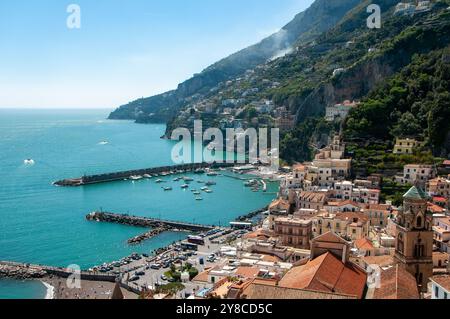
[431, 275, 450, 291]
[354, 238, 374, 250]
[362, 255, 394, 268]
[278, 252, 367, 299]
[235, 267, 260, 279]
[404, 186, 428, 200]
[241, 279, 356, 299]
[372, 265, 420, 299]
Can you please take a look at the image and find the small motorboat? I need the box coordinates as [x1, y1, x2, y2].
[155, 179, 164, 183]
[183, 177, 194, 182]
[181, 184, 189, 189]
[194, 169, 205, 174]
[24, 159, 35, 165]
[204, 189, 213, 194]
[205, 181, 216, 186]
[163, 187, 173, 191]
[195, 197, 203, 201]
[143, 174, 152, 179]
[193, 191, 201, 195]
[201, 186, 208, 191]
[130, 175, 143, 181]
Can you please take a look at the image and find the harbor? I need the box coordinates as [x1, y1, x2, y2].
[53, 162, 235, 187]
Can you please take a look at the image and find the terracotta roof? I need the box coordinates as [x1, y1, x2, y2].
[372, 265, 420, 299]
[431, 275, 450, 291]
[235, 267, 260, 279]
[241, 279, 356, 299]
[269, 199, 290, 211]
[313, 231, 350, 245]
[355, 238, 374, 250]
[261, 254, 283, 263]
[298, 191, 328, 203]
[192, 268, 211, 283]
[244, 229, 271, 240]
[278, 252, 367, 299]
[335, 212, 368, 223]
[362, 255, 394, 268]
[433, 197, 448, 203]
[428, 202, 445, 213]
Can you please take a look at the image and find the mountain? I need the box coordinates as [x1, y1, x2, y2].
[108, 0, 362, 123]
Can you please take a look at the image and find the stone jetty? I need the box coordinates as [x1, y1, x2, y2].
[54, 162, 234, 187]
[86, 211, 215, 232]
[0, 263, 47, 280]
[127, 225, 171, 245]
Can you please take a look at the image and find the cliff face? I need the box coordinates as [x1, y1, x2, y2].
[108, 0, 363, 123]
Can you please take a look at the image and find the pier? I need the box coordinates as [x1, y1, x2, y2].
[54, 162, 235, 186]
[86, 211, 216, 232]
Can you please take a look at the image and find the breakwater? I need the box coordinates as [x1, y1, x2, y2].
[127, 226, 171, 245]
[54, 162, 235, 186]
[86, 211, 216, 232]
[0, 261, 116, 282]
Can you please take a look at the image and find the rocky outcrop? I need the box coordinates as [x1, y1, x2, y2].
[0, 263, 47, 280]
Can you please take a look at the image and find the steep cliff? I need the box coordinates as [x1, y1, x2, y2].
[108, 0, 363, 123]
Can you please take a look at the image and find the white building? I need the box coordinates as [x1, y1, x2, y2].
[397, 164, 435, 188]
[430, 276, 450, 299]
[325, 100, 359, 122]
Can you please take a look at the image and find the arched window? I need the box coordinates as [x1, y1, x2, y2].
[416, 216, 423, 228]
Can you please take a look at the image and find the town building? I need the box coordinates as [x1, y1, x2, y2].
[430, 275, 450, 299]
[273, 217, 312, 249]
[325, 100, 359, 122]
[277, 232, 367, 299]
[296, 191, 329, 211]
[433, 216, 450, 253]
[428, 177, 450, 207]
[362, 204, 393, 228]
[393, 186, 434, 292]
[393, 138, 423, 154]
[332, 181, 380, 204]
[275, 108, 295, 132]
[312, 211, 369, 240]
[397, 164, 436, 188]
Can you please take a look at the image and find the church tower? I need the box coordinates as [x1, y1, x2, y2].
[394, 186, 433, 293]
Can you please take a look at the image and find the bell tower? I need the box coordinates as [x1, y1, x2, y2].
[394, 186, 433, 293]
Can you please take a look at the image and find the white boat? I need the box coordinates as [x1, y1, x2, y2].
[130, 175, 143, 181]
[155, 179, 164, 183]
[24, 159, 35, 165]
[99, 141, 109, 145]
[201, 186, 208, 191]
[205, 189, 213, 193]
[143, 174, 152, 179]
[163, 187, 173, 191]
[195, 197, 203, 201]
[181, 184, 189, 189]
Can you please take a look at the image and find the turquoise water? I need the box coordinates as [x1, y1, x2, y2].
[0, 279, 48, 299]
[0, 109, 277, 298]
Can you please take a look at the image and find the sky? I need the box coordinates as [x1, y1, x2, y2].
[0, 0, 314, 109]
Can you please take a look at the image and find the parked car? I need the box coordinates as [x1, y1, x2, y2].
[129, 276, 140, 282]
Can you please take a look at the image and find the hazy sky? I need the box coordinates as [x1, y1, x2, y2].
[0, 0, 314, 109]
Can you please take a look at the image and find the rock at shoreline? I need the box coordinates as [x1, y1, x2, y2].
[0, 264, 47, 280]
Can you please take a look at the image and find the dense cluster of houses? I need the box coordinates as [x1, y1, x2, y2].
[190, 134, 450, 299]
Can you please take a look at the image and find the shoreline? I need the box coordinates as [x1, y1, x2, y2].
[41, 280, 55, 300]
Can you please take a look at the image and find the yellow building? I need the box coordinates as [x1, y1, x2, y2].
[393, 138, 422, 154]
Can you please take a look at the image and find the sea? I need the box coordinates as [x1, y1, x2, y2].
[0, 109, 278, 299]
